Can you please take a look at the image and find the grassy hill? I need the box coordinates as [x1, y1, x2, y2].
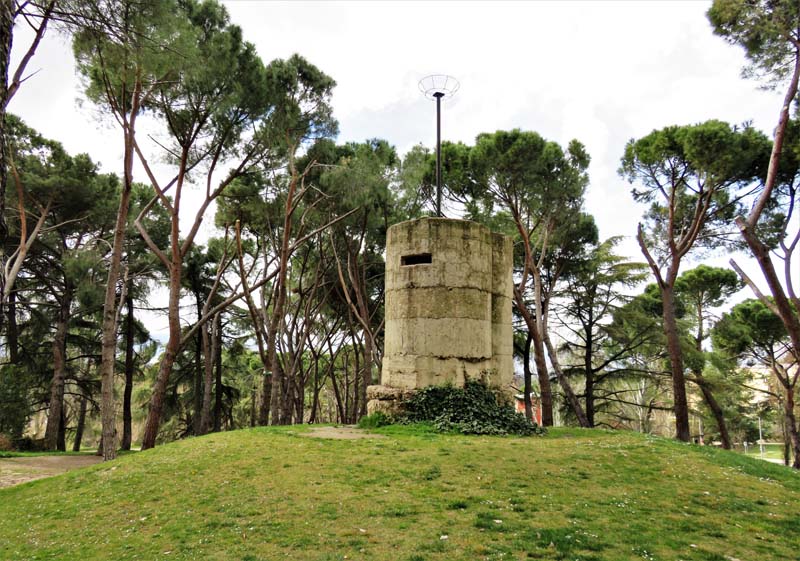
[1, 425, 798, 561]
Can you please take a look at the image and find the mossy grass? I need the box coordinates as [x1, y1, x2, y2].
[1, 427, 798, 560]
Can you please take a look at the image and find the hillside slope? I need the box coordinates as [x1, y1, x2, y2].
[1, 426, 798, 561]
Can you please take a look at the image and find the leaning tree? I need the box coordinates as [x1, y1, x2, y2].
[620, 120, 768, 442]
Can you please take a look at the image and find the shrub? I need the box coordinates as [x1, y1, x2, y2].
[357, 411, 392, 429]
[0, 433, 12, 451]
[12, 437, 46, 452]
[0, 364, 31, 439]
[401, 379, 545, 436]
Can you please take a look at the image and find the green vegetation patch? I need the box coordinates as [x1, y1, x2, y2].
[1, 428, 799, 560]
[361, 379, 545, 436]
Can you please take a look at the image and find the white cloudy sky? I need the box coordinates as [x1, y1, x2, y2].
[7, 0, 788, 337]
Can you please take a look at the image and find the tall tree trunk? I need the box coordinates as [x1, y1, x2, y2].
[513, 287, 553, 426]
[309, 361, 320, 424]
[359, 331, 373, 419]
[249, 382, 257, 428]
[73, 393, 88, 452]
[350, 331, 361, 424]
[100, 99, 141, 461]
[259, 370, 272, 425]
[199, 313, 218, 434]
[213, 314, 223, 432]
[329, 368, 346, 424]
[781, 415, 791, 467]
[585, 375, 595, 428]
[530, 327, 553, 426]
[267, 177, 297, 425]
[280, 363, 293, 424]
[661, 284, 691, 442]
[121, 289, 135, 451]
[294, 376, 304, 423]
[584, 322, 595, 427]
[141, 262, 181, 450]
[783, 386, 800, 469]
[57, 406, 66, 452]
[44, 289, 71, 450]
[193, 296, 203, 435]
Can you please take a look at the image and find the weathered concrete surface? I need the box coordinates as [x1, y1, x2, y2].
[375, 217, 513, 401]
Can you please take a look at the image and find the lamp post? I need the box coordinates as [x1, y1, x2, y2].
[419, 74, 459, 217]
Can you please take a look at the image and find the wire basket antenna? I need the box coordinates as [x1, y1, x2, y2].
[418, 74, 460, 217]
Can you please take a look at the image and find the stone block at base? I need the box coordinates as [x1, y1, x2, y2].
[366, 385, 417, 416]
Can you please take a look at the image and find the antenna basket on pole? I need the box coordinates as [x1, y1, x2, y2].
[418, 74, 460, 100]
[419, 74, 459, 217]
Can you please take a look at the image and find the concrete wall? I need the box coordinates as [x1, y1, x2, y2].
[380, 218, 513, 391]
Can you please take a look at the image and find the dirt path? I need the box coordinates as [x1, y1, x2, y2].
[0, 455, 102, 489]
[299, 426, 385, 440]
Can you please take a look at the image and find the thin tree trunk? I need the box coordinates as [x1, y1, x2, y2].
[73, 394, 88, 452]
[250, 382, 257, 428]
[141, 263, 181, 450]
[523, 331, 533, 422]
[544, 331, 590, 427]
[6, 287, 17, 363]
[662, 284, 691, 442]
[690, 301, 732, 449]
[121, 288, 135, 450]
[0, 0, 13, 268]
[199, 313, 218, 434]
[695, 378, 731, 449]
[309, 360, 320, 424]
[44, 290, 70, 450]
[350, 330, 361, 424]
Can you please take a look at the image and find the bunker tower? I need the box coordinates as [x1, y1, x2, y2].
[367, 217, 513, 413]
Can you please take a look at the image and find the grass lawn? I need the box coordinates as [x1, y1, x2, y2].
[740, 443, 793, 463]
[1, 425, 798, 561]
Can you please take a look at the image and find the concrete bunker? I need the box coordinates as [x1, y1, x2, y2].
[368, 217, 513, 413]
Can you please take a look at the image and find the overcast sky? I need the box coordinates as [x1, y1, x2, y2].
[7, 0, 787, 339]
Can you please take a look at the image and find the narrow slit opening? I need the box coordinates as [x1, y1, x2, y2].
[401, 253, 432, 266]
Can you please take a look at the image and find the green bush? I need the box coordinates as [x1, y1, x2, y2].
[401, 380, 545, 436]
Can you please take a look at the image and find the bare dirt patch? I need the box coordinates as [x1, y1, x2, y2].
[299, 426, 385, 440]
[0, 455, 102, 489]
